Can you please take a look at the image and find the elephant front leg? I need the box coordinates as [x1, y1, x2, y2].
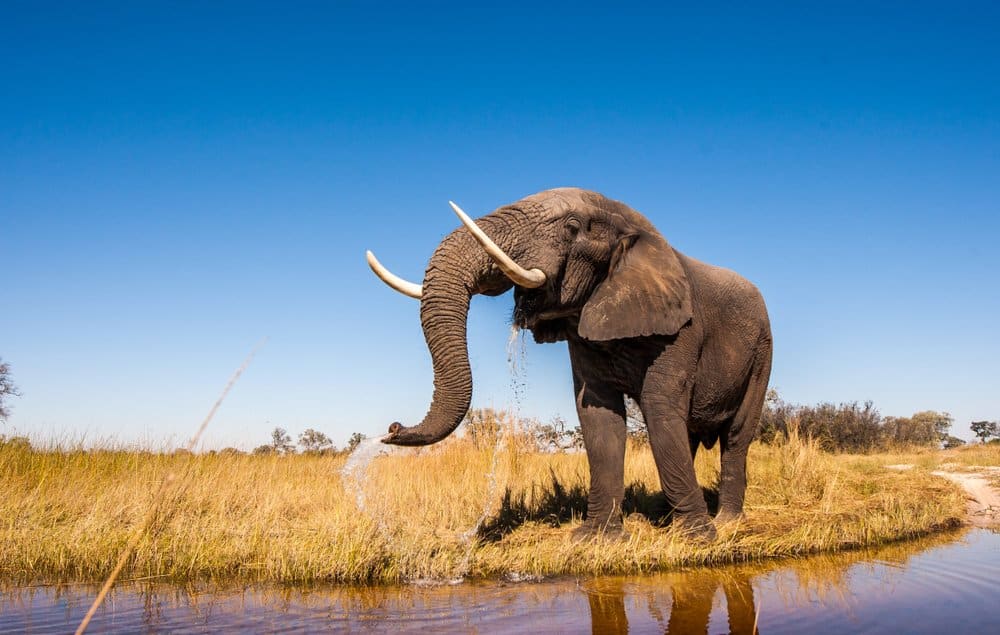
[570, 351, 627, 536]
[642, 375, 716, 541]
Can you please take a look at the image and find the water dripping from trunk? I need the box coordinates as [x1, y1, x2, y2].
[506, 325, 528, 410]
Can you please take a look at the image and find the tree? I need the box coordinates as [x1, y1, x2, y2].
[910, 411, 953, 444]
[884, 415, 936, 446]
[347, 432, 367, 452]
[269, 427, 295, 454]
[758, 388, 795, 444]
[970, 420, 999, 443]
[528, 414, 581, 450]
[298, 428, 334, 454]
[0, 358, 21, 423]
[792, 400, 883, 452]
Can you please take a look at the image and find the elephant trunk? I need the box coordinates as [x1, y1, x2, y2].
[384, 211, 522, 446]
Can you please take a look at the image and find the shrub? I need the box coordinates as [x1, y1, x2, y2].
[298, 428, 335, 454]
[760, 393, 952, 452]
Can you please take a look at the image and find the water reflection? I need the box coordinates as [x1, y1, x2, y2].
[666, 571, 756, 634]
[584, 570, 758, 634]
[3, 529, 999, 634]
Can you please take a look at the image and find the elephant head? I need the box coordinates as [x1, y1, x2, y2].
[368, 188, 692, 446]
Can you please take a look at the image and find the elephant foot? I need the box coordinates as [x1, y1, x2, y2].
[714, 509, 746, 526]
[571, 520, 629, 542]
[674, 512, 717, 543]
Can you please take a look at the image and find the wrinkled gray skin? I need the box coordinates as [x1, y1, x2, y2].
[383, 188, 772, 540]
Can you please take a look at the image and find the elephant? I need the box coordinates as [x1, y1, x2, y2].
[366, 188, 772, 540]
[584, 569, 758, 633]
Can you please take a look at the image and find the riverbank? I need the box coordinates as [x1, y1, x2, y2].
[885, 443, 1000, 527]
[1, 431, 979, 584]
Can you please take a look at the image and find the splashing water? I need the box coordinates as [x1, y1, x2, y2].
[459, 427, 506, 546]
[341, 326, 531, 584]
[445, 325, 531, 573]
[340, 436, 405, 535]
[340, 432, 506, 584]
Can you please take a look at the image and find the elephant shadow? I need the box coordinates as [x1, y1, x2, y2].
[586, 571, 759, 634]
[477, 472, 719, 542]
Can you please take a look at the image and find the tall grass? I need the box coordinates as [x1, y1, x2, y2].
[0, 427, 971, 585]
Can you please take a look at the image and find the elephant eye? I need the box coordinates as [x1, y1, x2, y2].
[565, 218, 582, 235]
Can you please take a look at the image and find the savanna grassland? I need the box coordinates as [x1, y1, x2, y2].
[2, 429, 988, 585]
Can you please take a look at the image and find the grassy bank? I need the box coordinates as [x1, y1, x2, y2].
[0, 430, 974, 584]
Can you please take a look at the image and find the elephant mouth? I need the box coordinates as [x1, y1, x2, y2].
[514, 299, 579, 330]
[536, 307, 580, 321]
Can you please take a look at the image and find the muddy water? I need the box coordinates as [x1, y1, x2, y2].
[3, 529, 998, 633]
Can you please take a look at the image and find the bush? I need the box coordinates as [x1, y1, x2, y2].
[461, 408, 581, 452]
[760, 392, 952, 452]
[298, 428, 335, 454]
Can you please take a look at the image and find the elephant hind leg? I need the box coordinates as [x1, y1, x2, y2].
[717, 352, 772, 522]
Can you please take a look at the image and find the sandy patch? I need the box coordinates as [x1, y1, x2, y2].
[884, 463, 1000, 527]
[930, 470, 1000, 527]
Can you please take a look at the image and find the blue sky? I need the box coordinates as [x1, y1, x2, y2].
[2, 2, 998, 448]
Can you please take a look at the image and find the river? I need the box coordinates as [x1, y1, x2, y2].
[2, 528, 997, 633]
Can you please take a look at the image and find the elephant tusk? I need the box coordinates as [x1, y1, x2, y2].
[449, 201, 547, 289]
[366, 250, 423, 299]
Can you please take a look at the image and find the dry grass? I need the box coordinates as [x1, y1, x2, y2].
[0, 428, 974, 585]
[858, 441, 1000, 472]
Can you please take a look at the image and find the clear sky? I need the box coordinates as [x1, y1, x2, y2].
[2, 2, 998, 449]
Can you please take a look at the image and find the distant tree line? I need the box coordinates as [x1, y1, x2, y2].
[250, 427, 367, 456]
[757, 390, 969, 452]
[461, 401, 652, 452]
[461, 407, 583, 451]
[461, 394, 996, 455]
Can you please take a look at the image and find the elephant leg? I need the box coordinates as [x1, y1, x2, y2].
[666, 576, 715, 634]
[641, 363, 714, 540]
[718, 353, 771, 523]
[569, 346, 627, 534]
[717, 432, 749, 523]
[722, 574, 758, 634]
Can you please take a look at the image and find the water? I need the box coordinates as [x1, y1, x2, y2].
[337, 326, 530, 583]
[4, 529, 999, 633]
[339, 429, 508, 583]
[505, 325, 528, 409]
[340, 436, 402, 516]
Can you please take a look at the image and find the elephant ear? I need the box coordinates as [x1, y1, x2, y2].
[578, 232, 692, 341]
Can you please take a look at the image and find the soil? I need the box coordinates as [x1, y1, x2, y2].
[930, 467, 1000, 528]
